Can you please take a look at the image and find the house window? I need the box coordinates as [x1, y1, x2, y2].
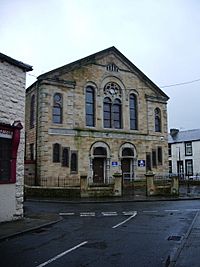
[30, 143, 34, 160]
[185, 142, 192, 156]
[155, 108, 161, 132]
[62, 147, 69, 167]
[185, 159, 193, 176]
[53, 143, 60, 162]
[169, 160, 172, 173]
[130, 94, 138, 130]
[157, 147, 162, 165]
[168, 144, 172, 157]
[53, 93, 62, 124]
[71, 151, 78, 173]
[152, 149, 157, 167]
[0, 138, 12, 182]
[30, 94, 35, 129]
[86, 86, 95, 127]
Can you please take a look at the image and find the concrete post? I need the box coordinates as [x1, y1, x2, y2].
[80, 174, 88, 198]
[171, 176, 179, 196]
[113, 173, 122, 196]
[145, 171, 155, 196]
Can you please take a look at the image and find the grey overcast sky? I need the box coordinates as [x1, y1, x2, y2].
[1, 0, 200, 131]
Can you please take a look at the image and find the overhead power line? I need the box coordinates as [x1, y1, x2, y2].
[160, 78, 200, 88]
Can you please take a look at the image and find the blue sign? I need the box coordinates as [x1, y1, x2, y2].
[112, 161, 118, 166]
[138, 160, 145, 167]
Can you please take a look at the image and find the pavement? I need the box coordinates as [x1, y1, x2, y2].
[0, 186, 200, 267]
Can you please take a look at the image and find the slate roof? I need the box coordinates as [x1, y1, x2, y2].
[0, 52, 32, 72]
[168, 129, 200, 143]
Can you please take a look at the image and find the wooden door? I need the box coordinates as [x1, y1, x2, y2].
[93, 158, 104, 183]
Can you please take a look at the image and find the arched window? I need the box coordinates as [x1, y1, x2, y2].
[94, 147, 107, 156]
[71, 151, 78, 173]
[53, 143, 60, 162]
[53, 93, 62, 124]
[30, 94, 35, 129]
[103, 97, 112, 128]
[130, 94, 138, 130]
[122, 148, 134, 157]
[113, 99, 122, 129]
[85, 86, 95, 127]
[155, 108, 161, 132]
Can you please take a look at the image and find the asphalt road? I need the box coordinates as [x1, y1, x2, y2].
[1, 200, 200, 267]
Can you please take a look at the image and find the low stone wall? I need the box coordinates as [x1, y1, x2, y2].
[146, 172, 179, 196]
[24, 185, 80, 199]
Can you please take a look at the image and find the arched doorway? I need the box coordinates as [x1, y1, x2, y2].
[121, 147, 135, 180]
[119, 144, 136, 196]
[93, 147, 107, 184]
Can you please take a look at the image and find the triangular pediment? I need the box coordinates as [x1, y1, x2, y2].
[36, 46, 169, 100]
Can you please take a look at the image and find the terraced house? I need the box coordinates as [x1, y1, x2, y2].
[25, 47, 169, 197]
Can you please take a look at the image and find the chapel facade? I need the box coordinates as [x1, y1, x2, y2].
[25, 47, 169, 194]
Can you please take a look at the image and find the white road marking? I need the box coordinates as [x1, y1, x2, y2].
[164, 210, 179, 212]
[102, 212, 118, 216]
[143, 210, 158, 213]
[59, 212, 75, 216]
[80, 212, 95, 217]
[112, 211, 137, 229]
[122, 211, 137, 216]
[36, 241, 88, 267]
[186, 208, 200, 211]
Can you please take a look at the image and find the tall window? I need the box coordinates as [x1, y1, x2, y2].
[53, 143, 60, 162]
[155, 108, 161, 132]
[86, 86, 95, 126]
[30, 94, 35, 129]
[185, 142, 192, 156]
[30, 143, 34, 160]
[130, 94, 138, 130]
[53, 93, 62, 124]
[152, 149, 157, 167]
[103, 97, 122, 129]
[168, 144, 172, 157]
[103, 97, 112, 128]
[71, 151, 78, 173]
[169, 160, 172, 173]
[62, 147, 69, 167]
[113, 99, 122, 129]
[157, 147, 162, 165]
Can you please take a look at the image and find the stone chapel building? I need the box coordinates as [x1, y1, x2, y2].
[25, 47, 169, 196]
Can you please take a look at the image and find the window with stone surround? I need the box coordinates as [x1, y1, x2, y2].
[103, 82, 122, 129]
[85, 86, 95, 127]
[52, 93, 62, 124]
[157, 146, 162, 165]
[53, 143, 60, 162]
[70, 151, 78, 173]
[62, 147, 69, 167]
[155, 107, 162, 132]
[130, 94, 138, 130]
[30, 94, 35, 129]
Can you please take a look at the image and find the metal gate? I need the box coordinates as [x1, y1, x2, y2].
[122, 173, 134, 196]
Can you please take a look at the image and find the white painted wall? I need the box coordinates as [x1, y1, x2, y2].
[170, 140, 200, 175]
[0, 59, 26, 222]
